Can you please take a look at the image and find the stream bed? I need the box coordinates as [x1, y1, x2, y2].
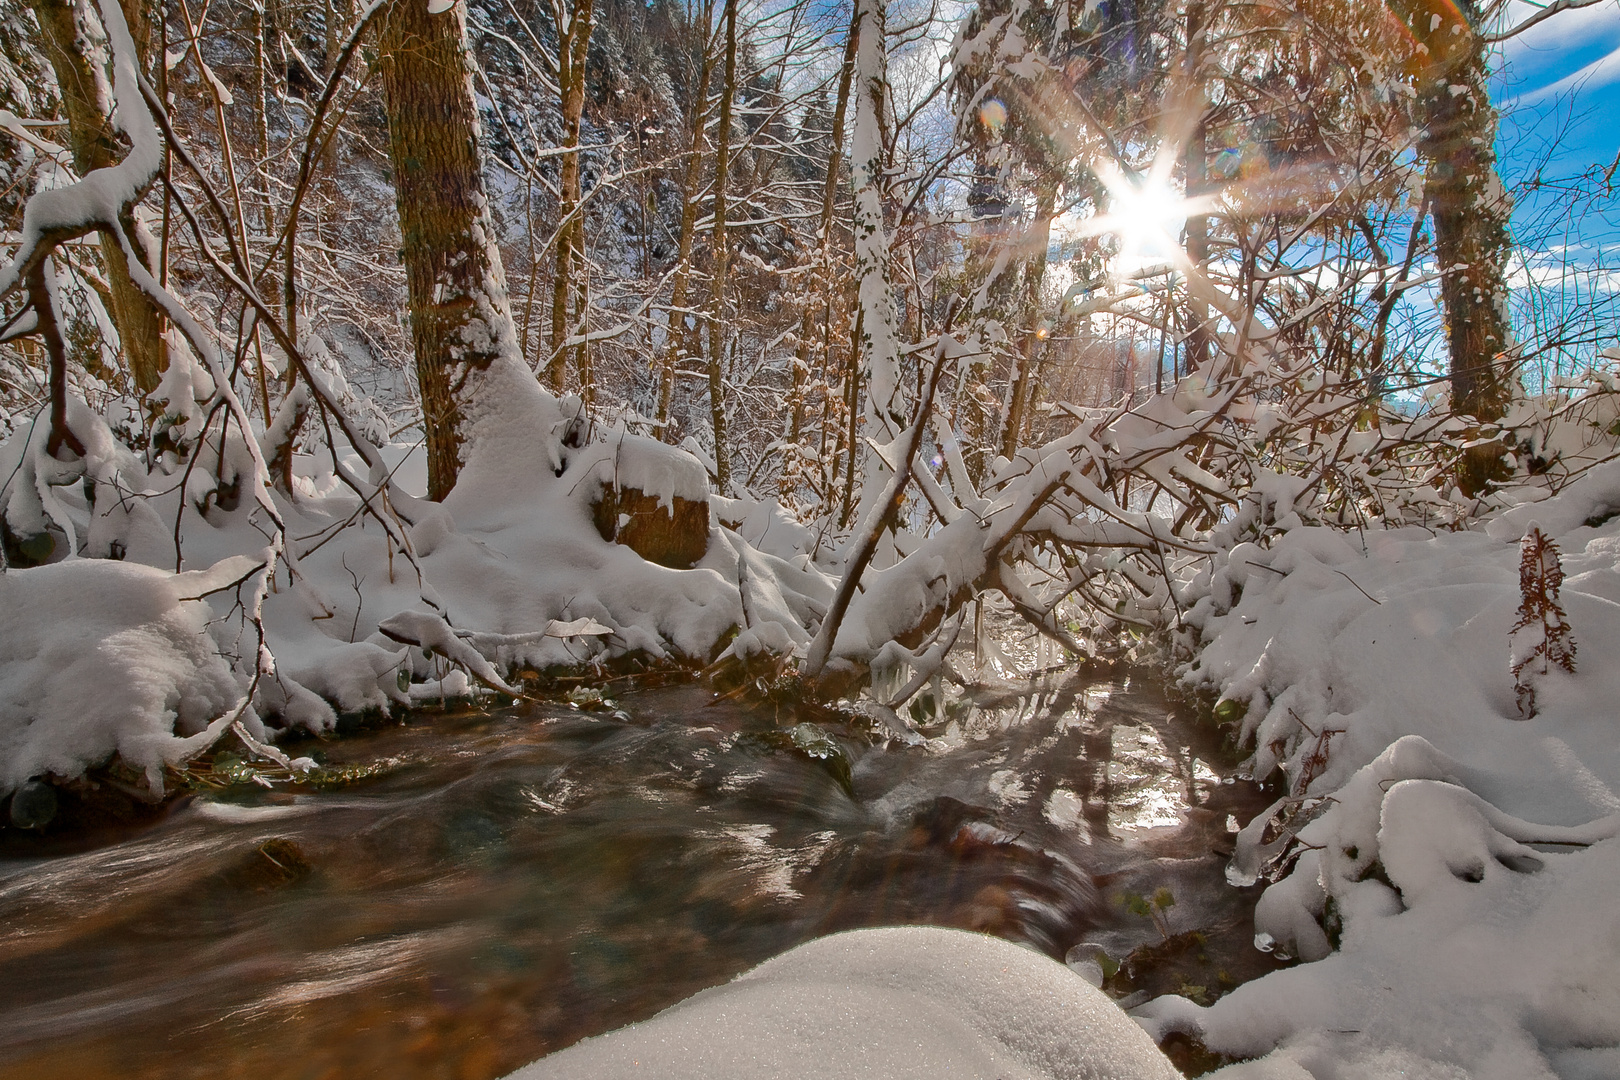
[0, 671, 1282, 1080]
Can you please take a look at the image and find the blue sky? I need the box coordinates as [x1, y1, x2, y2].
[1495, 0, 1620, 232]
[1490, 1, 1620, 377]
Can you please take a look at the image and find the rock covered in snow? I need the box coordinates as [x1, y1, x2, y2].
[575, 431, 712, 569]
[507, 925, 1182, 1080]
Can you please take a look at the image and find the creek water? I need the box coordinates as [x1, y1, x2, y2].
[0, 671, 1280, 1080]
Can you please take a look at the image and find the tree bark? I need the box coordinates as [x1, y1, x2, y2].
[1000, 180, 1056, 459]
[654, 0, 716, 438]
[1180, 1, 1212, 380]
[378, 0, 521, 500]
[1412, 0, 1514, 418]
[788, 11, 858, 447]
[31, 263, 87, 460]
[32, 0, 166, 397]
[705, 0, 737, 489]
[842, 0, 902, 538]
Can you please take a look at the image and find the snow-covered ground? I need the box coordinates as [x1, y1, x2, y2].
[1136, 466, 1620, 1080]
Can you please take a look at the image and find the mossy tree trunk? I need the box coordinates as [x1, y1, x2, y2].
[378, 0, 518, 500]
[1399, 0, 1516, 492]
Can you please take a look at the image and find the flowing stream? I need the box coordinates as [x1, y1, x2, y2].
[0, 672, 1280, 1079]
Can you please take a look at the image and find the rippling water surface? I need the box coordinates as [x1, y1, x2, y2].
[0, 672, 1277, 1079]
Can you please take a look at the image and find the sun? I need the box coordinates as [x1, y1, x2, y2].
[1056, 151, 1219, 274]
[1103, 171, 1188, 261]
[1078, 157, 1195, 264]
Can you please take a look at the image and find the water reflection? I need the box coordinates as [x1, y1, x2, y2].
[0, 673, 1274, 1080]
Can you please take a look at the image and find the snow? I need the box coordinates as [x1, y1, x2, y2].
[565, 428, 710, 511]
[1144, 505, 1620, 1080]
[0, 368, 850, 801]
[506, 926, 1183, 1080]
[0, 556, 268, 795]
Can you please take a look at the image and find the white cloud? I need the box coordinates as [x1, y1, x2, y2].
[1510, 42, 1620, 104]
[1499, 0, 1620, 63]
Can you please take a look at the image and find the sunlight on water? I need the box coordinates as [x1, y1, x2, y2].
[1105, 724, 1221, 834]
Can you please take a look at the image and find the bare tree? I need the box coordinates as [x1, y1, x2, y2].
[544, 0, 597, 393]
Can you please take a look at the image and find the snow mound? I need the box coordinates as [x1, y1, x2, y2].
[565, 429, 711, 510]
[0, 556, 265, 797]
[508, 926, 1182, 1080]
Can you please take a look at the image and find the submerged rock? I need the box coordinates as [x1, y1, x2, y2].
[8, 777, 58, 829]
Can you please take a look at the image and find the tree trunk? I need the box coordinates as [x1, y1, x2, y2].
[788, 10, 858, 447]
[654, 0, 716, 438]
[843, 0, 902, 538]
[1000, 180, 1056, 459]
[1413, 0, 1514, 418]
[378, 0, 523, 500]
[1181, 1, 1211, 377]
[545, 0, 596, 392]
[705, 0, 737, 490]
[32, 0, 166, 397]
[1182, 119, 1211, 373]
[1402, 0, 1515, 492]
[787, 9, 861, 446]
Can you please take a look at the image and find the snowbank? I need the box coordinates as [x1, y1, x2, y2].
[0, 555, 270, 795]
[0, 383, 831, 798]
[1150, 503, 1620, 1080]
[507, 926, 1183, 1080]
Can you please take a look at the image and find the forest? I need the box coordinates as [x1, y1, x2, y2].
[2, 0, 1620, 1074]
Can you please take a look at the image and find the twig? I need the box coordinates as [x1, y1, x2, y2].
[1333, 569, 1382, 605]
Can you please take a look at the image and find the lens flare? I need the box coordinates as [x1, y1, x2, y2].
[979, 99, 1008, 135]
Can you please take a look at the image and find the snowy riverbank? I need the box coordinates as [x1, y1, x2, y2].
[1141, 469, 1620, 1079]
[6, 378, 1620, 1079]
[0, 381, 830, 801]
